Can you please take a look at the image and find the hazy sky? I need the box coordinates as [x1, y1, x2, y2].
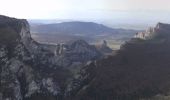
[0, 0, 170, 29]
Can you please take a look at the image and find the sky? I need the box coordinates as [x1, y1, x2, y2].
[0, 0, 170, 29]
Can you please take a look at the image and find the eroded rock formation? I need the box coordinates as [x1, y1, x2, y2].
[0, 15, 102, 100]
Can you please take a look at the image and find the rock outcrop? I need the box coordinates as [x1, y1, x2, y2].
[0, 15, 71, 100]
[39, 40, 102, 67]
[0, 15, 103, 100]
[134, 22, 170, 40]
[95, 40, 113, 55]
[134, 27, 156, 39]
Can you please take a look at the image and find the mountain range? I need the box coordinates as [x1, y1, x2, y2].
[30, 21, 136, 35]
[1, 15, 170, 100]
[30, 21, 138, 46]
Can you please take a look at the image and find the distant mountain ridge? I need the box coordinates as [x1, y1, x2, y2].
[30, 21, 138, 47]
[30, 21, 136, 36]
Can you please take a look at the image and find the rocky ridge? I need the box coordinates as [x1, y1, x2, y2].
[0, 15, 102, 100]
[68, 22, 170, 100]
[134, 22, 170, 39]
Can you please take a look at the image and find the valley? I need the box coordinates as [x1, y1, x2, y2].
[30, 21, 138, 50]
[1, 0, 170, 100]
[1, 15, 170, 100]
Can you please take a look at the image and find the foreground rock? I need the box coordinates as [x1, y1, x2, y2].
[0, 15, 103, 100]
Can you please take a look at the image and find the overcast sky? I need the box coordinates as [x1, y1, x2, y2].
[0, 0, 170, 29]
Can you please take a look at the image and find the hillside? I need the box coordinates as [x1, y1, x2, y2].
[68, 23, 170, 100]
[30, 21, 135, 35]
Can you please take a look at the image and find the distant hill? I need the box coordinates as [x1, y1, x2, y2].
[30, 21, 136, 36]
[30, 21, 138, 47]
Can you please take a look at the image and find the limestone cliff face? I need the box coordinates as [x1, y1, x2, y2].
[134, 22, 170, 40]
[20, 19, 31, 42]
[0, 15, 102, 100]
[134, 27, 156, 39]
[19, 19, 35, 51]
[0, 15, 70, 100]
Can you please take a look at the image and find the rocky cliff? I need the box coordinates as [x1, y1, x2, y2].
[0, 15, 102, 100]
[134, 22, 170, 40]
[0, 15, 71, 100]
[39, 39, 102, 67]
[95, 40, 113, 55]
